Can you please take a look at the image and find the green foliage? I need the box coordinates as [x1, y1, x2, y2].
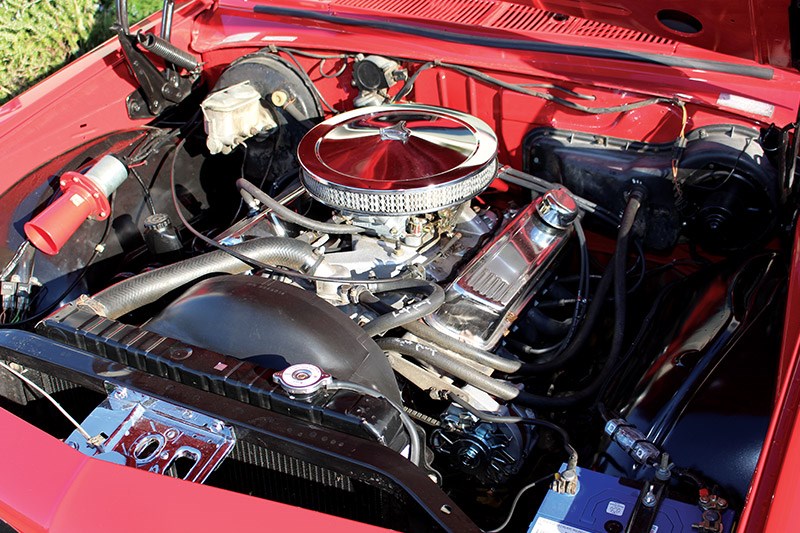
[0, 0, 161, 104]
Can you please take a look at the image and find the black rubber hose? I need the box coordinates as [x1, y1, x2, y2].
[528, 308, 572, 337]
[377, 337, 521, 401]
[237, 178, 364, 234]
[87, 237, 321, 319]
[514, 188, 645, 409]
[359, 281, 445, 337]
[359, 278, 444, 295]
[515, 260, 615, 374]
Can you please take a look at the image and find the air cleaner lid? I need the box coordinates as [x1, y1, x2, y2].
[298, 105, 498, 215]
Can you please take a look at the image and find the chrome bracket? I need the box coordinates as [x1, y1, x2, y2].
[65, 385, 235, 483]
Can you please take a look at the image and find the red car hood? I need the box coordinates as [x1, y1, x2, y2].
[515, 0, 793, 66]
[251, 0, 794, 68]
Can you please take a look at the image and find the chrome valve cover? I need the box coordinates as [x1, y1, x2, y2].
[425, 188, 579, 349]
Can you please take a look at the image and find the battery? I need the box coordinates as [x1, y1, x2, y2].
[529, 465, 735, 533]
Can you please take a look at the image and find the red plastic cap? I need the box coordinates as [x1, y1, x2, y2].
[24, 172, 111, 255]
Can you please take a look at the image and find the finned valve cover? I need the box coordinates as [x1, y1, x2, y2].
[298, 105, 498, 215]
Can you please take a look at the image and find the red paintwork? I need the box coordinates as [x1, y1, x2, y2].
[0, 407, 388, 532]
[186, 4, 800, 187]
[0, 0, 800, 531]
[223, 0, 795, 67]
[739, 221, 800, 532]
[0, 1, 207, 196]
[1, 0, 798, 192]
[521, 0, 792, 66]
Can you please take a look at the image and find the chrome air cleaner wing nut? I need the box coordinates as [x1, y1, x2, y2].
[297, 105, 499, 216]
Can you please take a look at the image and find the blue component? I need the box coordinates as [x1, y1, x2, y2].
[529, 465, 735, 533]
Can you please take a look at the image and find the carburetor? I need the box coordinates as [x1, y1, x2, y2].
[296, 103, 499, 280]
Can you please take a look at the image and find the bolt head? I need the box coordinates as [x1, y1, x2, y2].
[642, 491, 657, 507]
[458, 446, 482, 468]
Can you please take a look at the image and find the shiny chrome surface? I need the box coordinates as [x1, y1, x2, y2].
[426, 190, 576, 349]
[537, 188, 579, 229]
[298, 104, 498, 215]
[65, 385, 236, 483]
[273, 363, 332, 395]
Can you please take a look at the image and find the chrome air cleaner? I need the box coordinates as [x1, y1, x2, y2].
[297, 105, 498, 216]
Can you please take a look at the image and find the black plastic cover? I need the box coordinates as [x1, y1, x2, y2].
[143, 275, 402, 403]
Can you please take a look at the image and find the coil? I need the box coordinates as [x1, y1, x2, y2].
[137, 32, 200, 72]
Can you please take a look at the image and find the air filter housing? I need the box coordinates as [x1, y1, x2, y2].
[298, 105, 498, 216]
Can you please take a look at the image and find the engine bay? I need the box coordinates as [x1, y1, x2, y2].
[0, 23, 793, 532]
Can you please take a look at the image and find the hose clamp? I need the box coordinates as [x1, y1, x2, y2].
[74, 295, 109, 317]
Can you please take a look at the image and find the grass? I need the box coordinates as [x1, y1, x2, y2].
[0, 0, 162, 104]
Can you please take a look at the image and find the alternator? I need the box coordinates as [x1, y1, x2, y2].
[431, 403, 529, 485]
